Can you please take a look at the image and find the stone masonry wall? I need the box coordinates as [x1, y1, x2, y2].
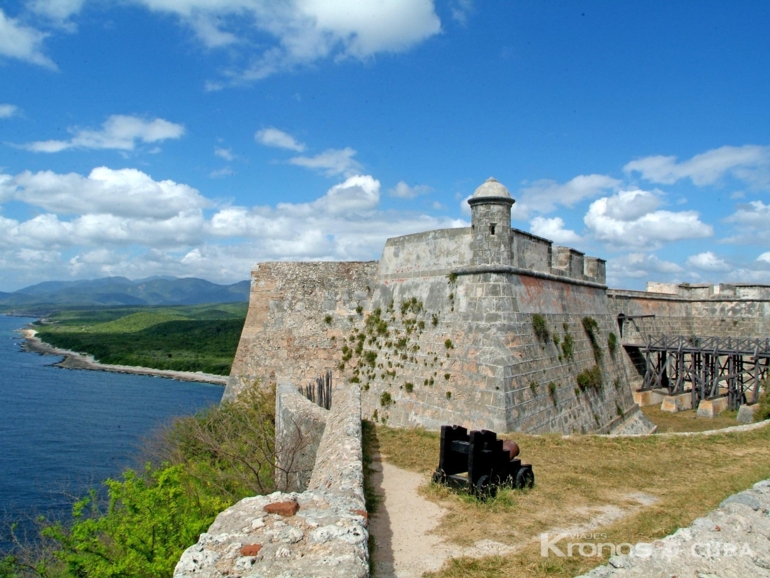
[174, 381, 368, 578]
[274, 379, 327, 493]
[225, 261, 379, 401]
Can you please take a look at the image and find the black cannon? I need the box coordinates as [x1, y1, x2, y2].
[432, 425, 534, 497]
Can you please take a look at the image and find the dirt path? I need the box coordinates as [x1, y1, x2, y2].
[368, 454, 515, 578]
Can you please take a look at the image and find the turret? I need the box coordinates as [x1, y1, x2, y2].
[468, 177, 514, 266]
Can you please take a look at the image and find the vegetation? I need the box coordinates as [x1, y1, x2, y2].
[33, 303, 246, 375]
[560, 332, 574, 361]
[532, 314, 549, 343]
[0, 382, 275, 578]
[369, 421, 770, 578]
[581, 316, 602, 362]
[607, 332, 618, 355]
[576, 365, 602, 392]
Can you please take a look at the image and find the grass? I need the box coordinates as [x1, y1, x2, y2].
[33, 303, 247, 375]
[641, 405, 741, 433]
[369, 420, 770, 578]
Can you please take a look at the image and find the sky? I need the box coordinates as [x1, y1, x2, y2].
[1, 1, 769, 292]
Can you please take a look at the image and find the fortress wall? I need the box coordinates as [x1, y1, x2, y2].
[378, 227, 472, 278]
[225, 261, 378, 400]
[512, 228, 552, 274]
[343, 269, 641, 435]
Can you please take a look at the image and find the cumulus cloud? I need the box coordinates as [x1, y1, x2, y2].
[214, 147, 235, 161]
[758, 252, 770, 265]
[723, 200, 770, 245]
[624, 145, 770, 189]
[584, 190, 713, 249]
[255, 127, 305, 152]
[29, 0, 85, 22]
[0, 9, 56, 68]
[289, 147, 362, 177]
[20, 115, 185, 152]
[605, 252, 684, 287]
[529, 217, 583, 245]
[8, 167, 208, 218]
[0, 104, 19, 118]
[686, 251, 732, 272]
[512, 174, 620, 219]
[0, 166, 465, 290]
[389, 181, 432, 199]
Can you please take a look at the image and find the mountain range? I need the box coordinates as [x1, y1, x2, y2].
[0, 277, 250, 311]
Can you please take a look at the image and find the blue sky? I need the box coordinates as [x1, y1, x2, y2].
[1, 1, 769, 292]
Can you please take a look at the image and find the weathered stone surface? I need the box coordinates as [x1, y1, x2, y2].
[575, 478, 770, 578]
[175, 382, 368, 578]
[661, 392, 693, 413]
[737, 403, 758, 424]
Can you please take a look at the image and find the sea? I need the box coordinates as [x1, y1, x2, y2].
[0, 315, 224, 553]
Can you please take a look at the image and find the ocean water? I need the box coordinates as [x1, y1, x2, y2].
[0, 315, 224, 552]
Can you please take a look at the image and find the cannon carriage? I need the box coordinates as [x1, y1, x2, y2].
[432, 425, 534, 497]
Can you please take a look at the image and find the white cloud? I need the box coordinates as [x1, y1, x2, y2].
[21, 115, 185, 152]
[758, 252, 770, 265]
[209, 167, 234, 178]
[8, 167, 208, 218]
[129, 0, 442, 86]
[512, 174, 620, 219]
[0, 166, 465, 290]
[723, 200, 770, 245]
[289, 147, 362, 177]
[255, 127, 305, 152]
[529, 216, 583, 245]
[584, 190, 713, 249]
[624, 145, 770, 189]
[606, 252, 684, 287]
[0, 9, 56, 68]
[389, 181, 432, 199]
[0, 104, 19, 118]
[214, 147, 235, 160]
[450, 0, 474, 24]
[686, 251, 732, 272]
[29, 0, 85, 22]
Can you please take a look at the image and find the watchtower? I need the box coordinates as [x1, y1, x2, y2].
[468, 177, 515, 266]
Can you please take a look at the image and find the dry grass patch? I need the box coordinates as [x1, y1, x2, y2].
[370, 422, 770, 578]
[641, 405, 740, 432]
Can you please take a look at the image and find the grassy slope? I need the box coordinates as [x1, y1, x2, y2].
[34, 303, 247, 375]
[370, 414, 770, 578]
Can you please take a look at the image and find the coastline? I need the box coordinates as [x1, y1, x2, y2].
[20, 328, 228, 386]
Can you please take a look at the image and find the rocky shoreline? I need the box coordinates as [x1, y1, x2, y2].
[20, 328, 228, 386]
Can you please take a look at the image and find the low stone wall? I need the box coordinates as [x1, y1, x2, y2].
[275, 379, 328, 492]
[174, 382, 368, 578]
[575, 478, 770, 577]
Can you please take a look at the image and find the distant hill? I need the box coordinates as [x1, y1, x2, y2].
[0, 277, 250, 311]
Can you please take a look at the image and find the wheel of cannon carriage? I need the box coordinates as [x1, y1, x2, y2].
[474, 475, 497, 498]
[515, 467, 535, 489]
[432, 469, 447, 484]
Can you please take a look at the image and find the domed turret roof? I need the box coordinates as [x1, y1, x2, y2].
[471, 177, 511, 199]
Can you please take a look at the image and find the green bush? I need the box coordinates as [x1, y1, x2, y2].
[380, 391, 394, 407]
[577, 365, 603, 392]
[608, 332, 618, 355]
[582, 316, 602, 362]
[561, 333, 574, 361]
[532, 314, 549, 342]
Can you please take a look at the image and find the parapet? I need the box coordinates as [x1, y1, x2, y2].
[645, 282, 770, 300]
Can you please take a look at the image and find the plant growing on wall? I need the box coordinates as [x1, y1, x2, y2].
[548, 382, 557, 405]
[608, 332, 618, 356]
[582, 316, 602, 362]
[561, 332, 574, 361]
[532, 314, 549, 343]
[576, 365, 602, 392]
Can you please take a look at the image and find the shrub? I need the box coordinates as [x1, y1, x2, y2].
[532, 314, 549, 343]
[404, 382, 414, 393]
[445, 391, 452, 399]
[608, 332, 618, 355]
[561, 333, 575, 361]
[444, 373, 451, 380]
[577, 365, 603, 392]
[444, 338, 454, 349]
[548, 382, 557, 404]
[324, 315, 332, 325]
[582, 316, 602, 362]
[380, 391, 394, 407]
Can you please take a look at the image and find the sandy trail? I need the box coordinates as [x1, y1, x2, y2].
[368, 455, 515, 578]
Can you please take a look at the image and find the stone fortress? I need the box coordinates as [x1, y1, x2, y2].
[176, 178, 770, 577]
[225, 177, 770, 436]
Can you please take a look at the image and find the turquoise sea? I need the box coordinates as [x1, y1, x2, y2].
[0, 315, 224, 552]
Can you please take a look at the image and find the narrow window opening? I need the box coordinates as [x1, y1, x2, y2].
[489, 223, 496, 235]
